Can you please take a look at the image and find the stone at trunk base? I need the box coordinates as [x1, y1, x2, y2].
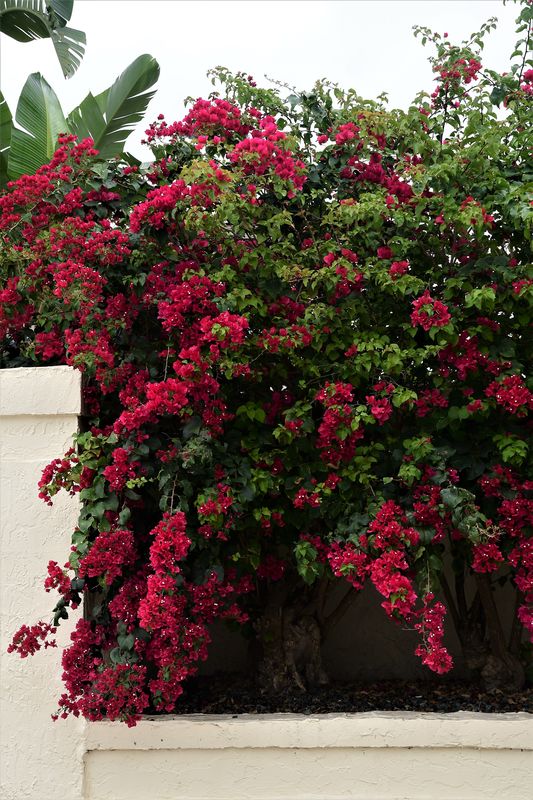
[256, 597, 328, 693]
[481, 653, 525, 692]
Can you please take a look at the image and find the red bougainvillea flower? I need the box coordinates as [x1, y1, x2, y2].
[411, 291, 451, 331]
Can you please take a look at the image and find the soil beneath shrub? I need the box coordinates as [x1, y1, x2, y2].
[173, 674, 532, 715]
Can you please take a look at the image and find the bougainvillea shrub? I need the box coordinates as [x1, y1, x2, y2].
[2, 4, 532, 724]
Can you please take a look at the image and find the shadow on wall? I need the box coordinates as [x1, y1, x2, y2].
[200, 579, 518, 682]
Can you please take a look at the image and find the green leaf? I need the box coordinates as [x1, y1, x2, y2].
[0, 0, 85, 77]
[117, 633, 135, 651]
[48, 0, 73, 24]
[493, 433, 528, 465]
[0, 90, 12, 185]
[67, 54, 159, 159]
[8, 72, 67, 179]
[50, 24, 86, 79]
[429, 554, 443, 573]
[440, 487, 462, 509]
[239, 484, 255, 502]
[65, 91, 103, 143]
[182, 416, 202, 439]
[109, 646, 129, 665]
[464, 287, 495, 310]
[489, 85, 507, 107]
[294, 539, 320, 584]
[118, 507, 131, 526]
[392, 387, 418, 408]
[77, 516, 93, 533]
[0, 0, 50, 42]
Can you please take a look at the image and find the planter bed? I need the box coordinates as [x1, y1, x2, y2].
[165, 675, 533, 715]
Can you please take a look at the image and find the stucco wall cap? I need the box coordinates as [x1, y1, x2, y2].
[86, 711, 533, 752]
[0, 366, 82, 416]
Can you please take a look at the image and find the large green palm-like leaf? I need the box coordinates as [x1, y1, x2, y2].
[0, 91, 12, 185]
[48, 0, 74, 24]
[0, 0, 85, 77]
[67, 54, 159, 159]
[8, 72, 67, 179]
[49, 23, 85, 78]
[3, 56, 159, 184]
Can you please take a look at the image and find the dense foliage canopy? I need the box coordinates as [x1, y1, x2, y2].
[3, 3, 532, 724]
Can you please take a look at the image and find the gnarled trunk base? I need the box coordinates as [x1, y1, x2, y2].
[255, 582, 329, 694]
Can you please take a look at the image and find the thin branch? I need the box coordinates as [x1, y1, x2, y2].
[316, 574, 329, 625]
[454, 569, 468, 620]
[517, 24, 532, 85]
[474, 573, 509, 663]
[439, 572, 460, 633]
[509, 589, 524, 656]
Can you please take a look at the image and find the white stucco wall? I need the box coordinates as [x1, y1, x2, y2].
[1, 367, 532, 800]
[0, 366, 84, 800]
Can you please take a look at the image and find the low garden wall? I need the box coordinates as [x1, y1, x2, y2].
[1, 367, 532, 800]
[0, 366, 84, 800]
[85, 712, 533, 800]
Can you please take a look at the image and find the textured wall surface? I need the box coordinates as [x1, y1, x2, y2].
[0, 367, 84, 800]
[85, 712, 533, 800]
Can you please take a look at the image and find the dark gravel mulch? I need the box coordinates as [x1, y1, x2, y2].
[172, 674, 533, 715]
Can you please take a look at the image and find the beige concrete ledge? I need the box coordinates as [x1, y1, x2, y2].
[0, 365, 82, 416]
[84, 713, 533, 800]
[87, 711, 533, 751]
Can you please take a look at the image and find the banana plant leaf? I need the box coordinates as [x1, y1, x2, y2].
[0, 0, 85, 77]
[3, 55, 159, 183]
[0, 91, 12, 185]
[67, 54, 160, 159]
[8, 72, 67, 179]
[48, 0, 74, 24]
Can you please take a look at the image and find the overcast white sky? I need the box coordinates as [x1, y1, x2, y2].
[0, 1, 520, 159]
